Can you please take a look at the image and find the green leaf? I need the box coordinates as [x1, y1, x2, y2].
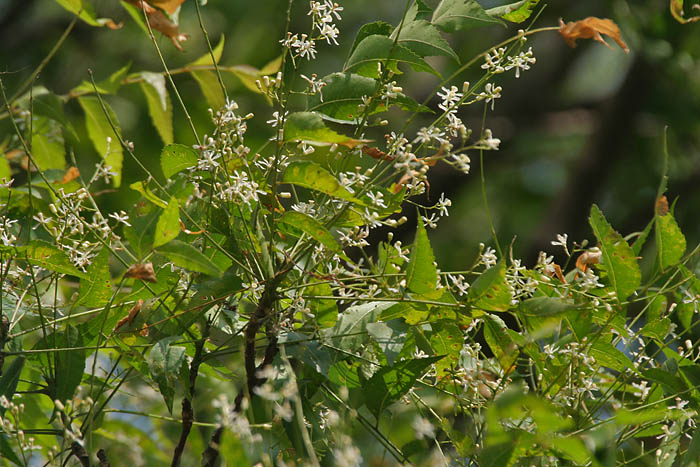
[280, 332, 334, 376]
[407, 0, 433, 21]
[615, 407, 667, 425]
[395, 19, 458, 61]
[55, 0, 120, 28]
[308, 72, 430, 124]
[147, 337, 187, 414]
[467, 262, 512, 312]
[76, 247, 112, 307]
[278, 211, 340, 251]
[78, 96, 123, 187]
[192, 70, 226, 110]
[348, 21, 394, 57]
[24, 240, 88, 278]
[655, 206, 686, 271]
[154, 197, 180, 248]
[160, 144, 198, 179]
[129, 181, 168, 208]
[123, 209, 159, 259]
[0, 357, 24, 417]
[486, 0, 540, 23]
[282, 160, 365, 205]
[0, 435, 22, 466]
[139, 72, 173, 144]
[483, 314, 518, 370]
[344, 35, 441, 78]
[682, 424, 700, 466]
[325, 301, 397, 353]
[73, 63, 131, 95]
[157, 240, 224, 277]
[365, 356, 442, 416]
[632, 218, 653, 256]
[284, 111, 367, 147]
[305, 282, 338, 328]
[366, 320, 409, 366]
[190, 34, 225, 66]
[34, 325, 85, 401]
[432, 0, 503, 33]
[430, 322, 463, 378]
[518, 296, 577, 317]
[589, 205, 641, 302]
[590, 341, 636, 373]
[31, 119, 66, 171]
[406, 216, 438, 295]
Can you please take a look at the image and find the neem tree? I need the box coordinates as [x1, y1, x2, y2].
[1, 1, 699, 465]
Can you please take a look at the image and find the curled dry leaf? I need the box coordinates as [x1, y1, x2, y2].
[114, 299, 144, 332]
[362, 146, 394, 161]
[125, 262, 158, 283]
[655, 195, 670, 216]
[576, 247, 602, 273]
[558, 17, 629, 54]
[61, 167, 80, 184]
[149, 0, 187, 15]
[125, 0, 189, 51]
[670, 0, 700, 23]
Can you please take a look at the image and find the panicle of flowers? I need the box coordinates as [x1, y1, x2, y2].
[214, 170, 265, 208]
[505, 47, 536, 78]
[0, 395, 37, 455]
[308, 1, 343, 45]
[476, 129, 501, 151]
[300, 73, 326, 101]
[481, 47, 507, 73]
[480, 244, 498, 269]
[447, 273, 470, 296]
[475, 82, 502, 111]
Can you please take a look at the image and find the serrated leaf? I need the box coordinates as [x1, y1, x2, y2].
[365, 356, 442, 416]
[78, 96, 123, 187]
[160, 143, 198, 179]
[589, 205, 641, 302]
[77, 247, 112, 307]
[432, 0, 503, 33]
[278, 211, 340, 251]
[139, 72, 173, 144]
[324, 301, 396, 353]
[31, 118, 66, 171]
[518, 297, 577, 317]
[189, 34, 225, 66]
[157, 240, 224, 277]
[129, 181, 168, 208]
[154, 197, 180, 248]
[55, 0, 121, 28]
[192, 70, 226, 110]
[147, 337, 186, 414]
[344, 34, 441, 78]
[284, 111, 367, 147]
[0, 357, 24, 417]
[348, 21, 394, 57]
[590, 341, 636, 373]
[308, 72, 431, 124]
[395, 19, 458, 61]
[483, 314, 518, 370]
[430, 322, 463, 378]
[468, 262, 511, 311]
[123, 210, 159, 259]
[282, 160, 365, 205]
[367, 320, 409, 366]
[406, 217, 438, 295]
[655, 205, 686, 272]
[486, 0, 539, 23]
[24, 241, 88, 278]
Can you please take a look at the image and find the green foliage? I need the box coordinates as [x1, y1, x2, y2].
[0, 1, 698, 465]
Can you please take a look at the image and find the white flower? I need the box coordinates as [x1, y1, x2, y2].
[481, 245, 498, 269]
[551, 233, 569, 255]
[437, 85, 463, 112]
[108, 210, 131, 226]
[505, 47, 536, 78]
[412, 416, 436, 439]
[480, 129, 501, 150]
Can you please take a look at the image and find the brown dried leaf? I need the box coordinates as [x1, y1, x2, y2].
[362, 146, 394, 161]
[558, 17, 629, 53]
[576, 247, 602, 273]
[61, 167, 80, 184]
[114, 299, 144, 332]
[125, 262, 158, 283]
[149, 0, 187, 15]
[655, 195, 670, 216]
[125, 0, 189, 51]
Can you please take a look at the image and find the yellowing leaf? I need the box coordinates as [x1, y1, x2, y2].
[558, 17, 629, 53]
[670, 0, 700, 24]
[149, 0, 186, 15]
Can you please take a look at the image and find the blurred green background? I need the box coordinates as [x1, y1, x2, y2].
[1, 0, 699, 270]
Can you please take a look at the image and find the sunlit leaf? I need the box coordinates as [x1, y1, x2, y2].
[589, 204, 641, 302]
[367, 320, 409, 366]
[655, 196, 686, 271]
[432, 0, 503, 33]
[325, 301, 397, 353]
[486, 0, 540, 23]
[430, 322, 463, 378]
[282, 160, 366, 205]
[344, 35, 440, 78]
[483, 314, 518, 371]
[139, 72, 173, 144]
[78, 96, 123, 187]
[160, 143, 198, 179]
[77, 248, 112, 307]
[468, 262, 512, 312]
[55, 0, 122, 28]
[406, 216, 438, 295]
[394, 19, 458, 61]
[284, 111, 368, 147]
[157, 240, 224, 277]
[277, 211, 340, 252]
[154, 196, 180, 247]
